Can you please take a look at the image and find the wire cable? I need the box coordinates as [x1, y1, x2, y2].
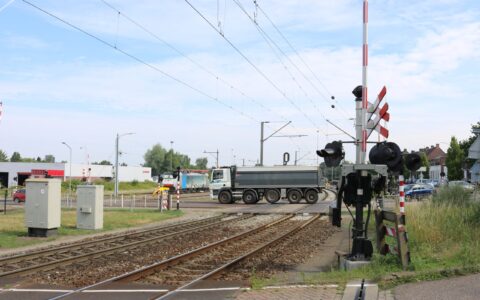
[233, 0, 331, 135]
[21, 0, 262, 125]
[184, 0, 320, 130]
[255, 1, 352, 118]
[99, 0, 302, 150]
[100, 0, 295, 126]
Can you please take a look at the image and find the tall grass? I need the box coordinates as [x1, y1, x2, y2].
[407, 186, 480, 270]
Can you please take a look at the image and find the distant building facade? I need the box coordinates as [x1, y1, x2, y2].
[418, 144, 448, 180]
[0, 162, 152, 188]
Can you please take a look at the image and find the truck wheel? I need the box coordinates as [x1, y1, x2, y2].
[243, 190, 258, 204]
[305, 189, 319, 204]
[287, 189, 302, 204]
[265, 189, 280, 204]
[218, 191, 233, 204]
[14, 198, 19, 203]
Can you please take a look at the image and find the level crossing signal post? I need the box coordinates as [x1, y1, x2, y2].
[315, 0, 425, 268]
[317, 85, 422, 268]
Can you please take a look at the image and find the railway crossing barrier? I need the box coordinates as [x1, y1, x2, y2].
[374, 176, 410, 270]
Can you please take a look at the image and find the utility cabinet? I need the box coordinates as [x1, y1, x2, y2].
[25, 178, 61, 237]
[76, 185, 103, 230]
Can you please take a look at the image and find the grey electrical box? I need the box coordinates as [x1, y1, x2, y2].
[76, 185, 104, 230]
[25, 178, 61, 237]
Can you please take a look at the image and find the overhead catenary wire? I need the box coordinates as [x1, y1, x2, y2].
[233, 0, 330, 135]
[99, 0, 302, 150]
[254, 0, 352, 119]
[21, 0, 262, 126]
[99, 0, 288, 124]
[234, 0, 353, 140]
[20, 0, 303, 159]
[184, 0, 320, 130]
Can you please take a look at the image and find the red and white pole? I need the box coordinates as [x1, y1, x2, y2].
[361, 0, 369, 163]
[176, 180, 180, 210]
[399, 175, 405, 215]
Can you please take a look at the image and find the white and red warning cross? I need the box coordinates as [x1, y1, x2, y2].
[366, 86, 390, 139]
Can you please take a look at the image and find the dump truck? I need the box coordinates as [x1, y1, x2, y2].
[209, 165, 325, 204]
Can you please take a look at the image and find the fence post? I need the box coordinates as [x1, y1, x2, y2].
[144, 195, 147, 208]
[121, 194, 124, 208]
[133, 194, 136, 209]
[168, 193, 172, 210]
[157, 193, 160, 210]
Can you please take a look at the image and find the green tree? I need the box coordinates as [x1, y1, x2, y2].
[144, 144, 168, 175]
[44, 154, 55, 163]
[0, 149, 7, 162]
[10, 151, 21, 162]
[144, 144, 196, 175]
[446, 136, 465, 180]
[420, 152, 430, 179]
[97, 160, 112, 165]
[195, 157, 208, 169]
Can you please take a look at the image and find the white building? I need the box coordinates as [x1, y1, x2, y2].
[0, 162, 152, 188]
[429, 165, 448, 181]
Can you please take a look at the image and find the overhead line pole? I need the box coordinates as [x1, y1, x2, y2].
[260, 121, 307, 166]
[204, 150, 219, 168]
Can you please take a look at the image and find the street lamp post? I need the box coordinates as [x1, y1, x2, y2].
[61, 142, 72, 207]
[115, 132, 135, 198]
[170, 141, 174, 172]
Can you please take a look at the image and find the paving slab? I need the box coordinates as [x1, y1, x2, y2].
[393, 273, 480, 300]
[235, 285, 340, 300]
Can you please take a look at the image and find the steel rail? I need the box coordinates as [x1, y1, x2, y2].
[0, 214, 251, 279]
[157, 214, 321, 299]
[52, 214, 294, 299]
[0, 215, 223, 266]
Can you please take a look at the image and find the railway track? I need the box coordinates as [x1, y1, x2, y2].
[0, 214, 251, 280]
[53, 212, 319, 299]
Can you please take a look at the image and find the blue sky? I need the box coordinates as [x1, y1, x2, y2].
[0, 0, 479, 167]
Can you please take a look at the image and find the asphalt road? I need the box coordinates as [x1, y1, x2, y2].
[394, 273, 480, 300]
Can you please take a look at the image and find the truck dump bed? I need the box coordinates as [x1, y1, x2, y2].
[234, 166, 324, 189]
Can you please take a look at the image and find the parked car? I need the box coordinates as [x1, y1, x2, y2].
[12, 188, 26, 203]
[405, 184, 433, 200]
[449, 180, 475, 192]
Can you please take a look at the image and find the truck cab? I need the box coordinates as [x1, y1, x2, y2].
[209, 168, 232, 200]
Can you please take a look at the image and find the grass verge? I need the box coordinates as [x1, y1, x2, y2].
[0, 208, 183, 249]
